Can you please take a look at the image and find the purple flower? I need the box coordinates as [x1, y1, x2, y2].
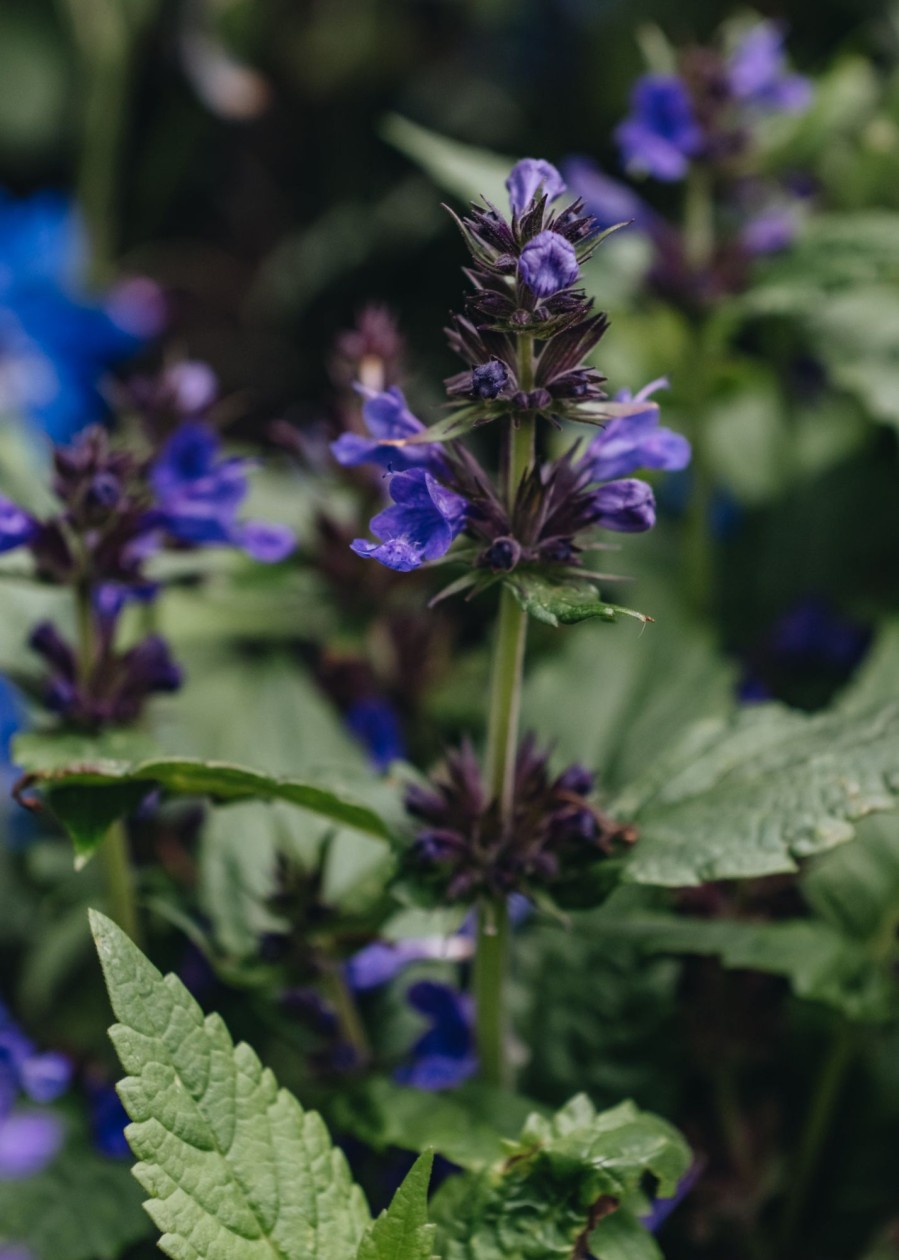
[562, 157, 653, 232]
[728, 23, 812, 114]
[641, 1162, 703, 1232]
[0, 498, 37, 554]
[345, 697, 406, 772]
[519, 231, 580, 298]
[0, 1112, 63, 1180]
[351, 469, 468, 572]
[505, 158, 566, 216]
[394, 981, 477, 1091]
[583, 380, 691, 481]
[471, 360, 510, 400]
[85, 1079, 130, 1159]
[0, 1000, 70, 1181]
[150, 422, 295, 562]
[589, 478, 656, 532]
[616, 75, 702, 182]
[345, 934, 472, 991]
[331, 386, 443, 474]
[740, 206, 798, 256]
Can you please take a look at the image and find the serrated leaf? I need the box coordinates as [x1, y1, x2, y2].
[614, 699, 899, 886]
[18, 756, 392, 862]
[0, 1137, 150, 1260]
[430, 1094, 690, 1260]
[89, 910, 371, 1260]
[505, 573, 650, 629]
[357, 1152, 437, 1260]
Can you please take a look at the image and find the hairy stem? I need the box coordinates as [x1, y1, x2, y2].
[475, 336, 535, 1087]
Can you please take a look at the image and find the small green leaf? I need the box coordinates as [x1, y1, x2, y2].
[382, 115, 514, 206]
[615, 699, 899, 886]
[590, 1208, 663, 1260]
[90, 910, 371, 1260]
[430, 1094, 690, 1260]
[505, 572, 650, 629]
[19, 756, 392, 861]
[357, 1152, 437, 1260]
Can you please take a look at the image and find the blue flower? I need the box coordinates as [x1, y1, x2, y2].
[588, 478, 656, 532]
[562, 156, 653, 233]
[0, 191, 157, 442]
[583, 380, 691, 481]
[331, 386, 444, 475]
[740, 205, 798, 256]
[345, 696, 406, 771]
[351, 469, 468, 572]
[0, 999, 70, 1180]
[0, 498, 37, 554]
[394, 981, 477, 1091]
[615, 75, 702, 182]
[471, 360, 510, 400]
[728, 22, 811, 114]
[519, 231, 580, 298]
[85, 1079, 130, 1159]
[641, 1162, 702, 1232]
[505, 158, 566, 217]
[150, 422, 296, 562]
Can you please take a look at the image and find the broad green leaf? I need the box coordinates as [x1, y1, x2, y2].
[614, 698, 899, 886]
[382, 115, 513, 206]
[590, 1208, 663, 1260]
[357, 1152, 437, 1260]
[13, 728, 159, 772]
[334, 1077, 546, 1170]
[836, 621, 899, 719]
[0, 1136, 150, 1259]
[505, 572, 650, 629]
[18, 755, 392, 863]
[599, 911, 894, 1023]
[802, 815, 899, 950]
[430, 1094, 690, 1260]
[90, 910, 371, 1260]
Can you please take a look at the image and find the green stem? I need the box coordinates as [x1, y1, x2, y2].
[322, 962, 370, 1065]
[684, 164, 715, 273]
[474, 335, 535, 1087]
[777, 1021, 854, 1253]
[99, 818, 143, 947]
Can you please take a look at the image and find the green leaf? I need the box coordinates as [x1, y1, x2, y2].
[589, 1208, 663, 1260]
[505, 572, 650, 629]
[614, 698, 899, 886]
[90, 909, 371, 1260]
[382, 115, 514, 206]
[0, 1136, 150, 1260]
[357, 1152, 437, 1260]
[430, 1095, 690, 1260]
[19, 756, 392, 863]
[802, 815, 899, 949]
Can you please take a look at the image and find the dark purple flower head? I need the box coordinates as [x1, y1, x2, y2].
[505, 158, 567, 217]
[394, 981, 477, 1091]
[519, 231, 580, 298]
[616, 75, 703, 182]
[331, 386, 444, 475]
[351, 469, 468, 572]
[471, 360, 511, 400]
[583, 380, 691, 482]
[150, 422, 295, 562]
[728, 22, 811, 114]
[588, 478, 656, 532]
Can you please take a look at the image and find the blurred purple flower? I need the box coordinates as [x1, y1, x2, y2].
[345, 696, 406, 771]
[740, 206, 798, 255]
[641, 1161, 703, 1232]
[0, 999, 70, 1180]
[728, 22, 812, 114]
[85, 1079, 130, 1159]
[150, 422, 295, 562]
[0, 499, 37, 554]
[562, 156, 652, 232]
[394, 981, 477, 1091]
[519, 231, 580, 298]
[616, 76, 702, 182]
[351, 469, 468, 572]
[0, 1112, 63, 1180]
[0, 191, 156, 442]
[505, 158, 566, 216]
[345, 935, 472, 992]
[331, 386, 444, 475]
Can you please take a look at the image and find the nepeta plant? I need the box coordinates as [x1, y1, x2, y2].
[333, 158, 689, 1085]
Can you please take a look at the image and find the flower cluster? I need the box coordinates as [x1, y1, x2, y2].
[0, 409, 294, 731]
[404, 736, 635, 903]
[565, 21, 812, 306]
[0, 191, 161, 442]
[334, 161, 689, 577]
[0, 1000, 70, 1180]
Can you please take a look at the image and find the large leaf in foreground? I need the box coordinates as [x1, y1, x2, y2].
[90, 910, 371, 1260]
[614, 699, 899, 886]
[17, 755, 392, 862]
[430, 1094, 689, 1260]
